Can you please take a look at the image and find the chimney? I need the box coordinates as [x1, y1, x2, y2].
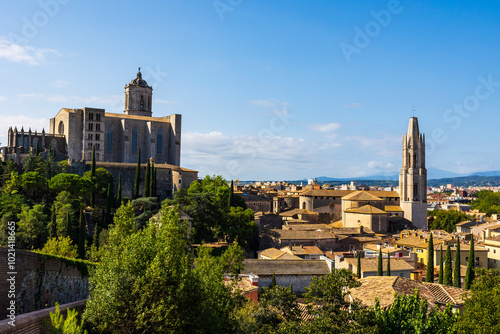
[249, 273, 259, 286]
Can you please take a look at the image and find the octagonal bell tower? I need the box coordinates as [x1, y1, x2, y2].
[124, 68, 153, 117]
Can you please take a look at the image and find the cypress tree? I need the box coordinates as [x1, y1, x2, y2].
[93, 225, 101, 249]
[270, 273, 277, 288]
[357, 252, 362, 278]
[444, 244, 453, 286]
[133, 148, 141, 199]
[150, 160, 155, 197]
[377, 248, 383, 276]
[105, 182, 112, 228]
[438, 245, 444, 285]
[386, 253, 391, 276]
[50, 204, 57, 238]
[144, 158, 151, 197]
[426, 234, 435, 283]
[90, 145, 96, 206]
[229, 180, 234, 208]
[464, 238, 475, 289]
[78, 209, 86, 259]
[116, 173, 122, 207]
[453, 241, 461, 288]
[66, 211, 71, 239]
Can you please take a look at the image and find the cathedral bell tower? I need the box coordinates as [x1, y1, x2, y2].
[399, 117, 428, 230]
[124, 68, 153, 117]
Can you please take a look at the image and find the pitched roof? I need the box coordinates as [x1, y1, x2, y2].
[242, 259, 331, 276]
[344, 205, 387, 215]
[302, 246, 324, 255]
[344, 257, 415, 272]
[385, 205, 404, 212]
[260, 248, 304, 260]
[299, 189, 399, 198]
[105, 111, 173, 123]
[342, 190, 384, 201]
[269, 229, 337, 240]
[280, 208, 318, 217]
[349, 276, 467, 309]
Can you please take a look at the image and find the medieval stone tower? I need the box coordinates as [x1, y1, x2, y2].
[124, 68, 153, 117]
[399, 117, 428, 230]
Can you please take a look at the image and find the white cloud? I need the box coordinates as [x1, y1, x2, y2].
[342, 102, 362, 108]
[51, 80, 69, 88]
[182, 131, 320, 179]
[346, 132, 400, 157]
[0, 36, 60, 65]
[252, 99, 276, 108]
[310, 122, 342, 133]
[0, 96, 6, 102]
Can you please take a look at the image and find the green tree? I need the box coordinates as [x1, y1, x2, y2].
[426, 234, 435, 283]
[444, 244, 453, 286]
[386, 253, 391, 276]
[50, 302, 87, 334]
[357, 251, 362, 278]
[427, 210, 470, 232]
[270, 273, 277, 288]
[17, 204, 48, 249]
[40, 236, 78, 258]
[49, 204, 57, 239]
[439, 245, 444, 285]
[133, 147, 141, 199]
[464, 238, 475, 289]
[53, 191, 76, 237]
[20, 171, 47, 204]
[83, 205, 241, 333]
[77, 209, 86, 259]
[83, 167, 113, 205]
[116, 172, 122, 206]
[225, 206, 257, 247]
[454, 241, 461, 288]
[458, 269, 500, 333]
[150, 160, 156, 197]
[471, 190, 500, 216]
[49, 173, 93, 200]
[378, 248, 383, 276]
[257, 283, 299, 328]
[144, 158, 151, 198]
[374, 289, 459, 333]
[90, 145, 96, 206]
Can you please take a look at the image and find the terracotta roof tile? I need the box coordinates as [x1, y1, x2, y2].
[342, 190, 384, 201]
[344, 205, 387, 215]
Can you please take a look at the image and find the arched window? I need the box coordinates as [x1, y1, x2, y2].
[24, 137, 28, 148]
[131, 126, 138, 153]
[96, 152, 100, 160]
[17, 137, 22, 147]
[414, 183, 418, 198]
[88, 152, 92, 160]
[156, 127, 164, 155]
[33, 138, 38, 149]
[106, 128, 113, 152]
[58, 121, 64, 135]
[140, 95, 144, 109]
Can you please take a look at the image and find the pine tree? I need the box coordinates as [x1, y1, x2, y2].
[270, 273, 277, 288]
[49, 204, 57, 238]
[386, 253, 391, 276]
[143, 158, 151, 197]
[357, 251, 362, 278]
[90, 145, 96, 207]
[438, 245, 444, 285]
[444, 244, 453, 286]
[116, 173, 122, 207]
[77, 209, 86, 259]
[133, 148, 141, 199]
[453, 241, 461, 288]
[464, 238, 475, 289]
[377, 248, 383, 276]
[426, 234, 435, 283]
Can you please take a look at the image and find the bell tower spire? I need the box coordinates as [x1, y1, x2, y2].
[124, 68, 153, 117]
[399, 116, 427, 229]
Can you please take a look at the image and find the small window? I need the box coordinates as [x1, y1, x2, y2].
[96, 134, 100, 141]
[131, 126, 138, 153]
[88, 123, 93, 131]
[89, 113, 94, 120]
[96, 123, 101, 131]
[88, 133, 93, 140]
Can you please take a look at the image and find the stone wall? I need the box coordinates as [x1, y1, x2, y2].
[0, 300, 86, 334]
[0, 248, 90, 320]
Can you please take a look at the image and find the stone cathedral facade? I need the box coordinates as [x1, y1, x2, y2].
[1, 70, 197, 199]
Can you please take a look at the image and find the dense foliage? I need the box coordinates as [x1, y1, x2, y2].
[427, 210, 470, 232]
[471, 190, 500, 215]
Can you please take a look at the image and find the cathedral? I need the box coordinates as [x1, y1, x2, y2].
[1, 70, 197, 199]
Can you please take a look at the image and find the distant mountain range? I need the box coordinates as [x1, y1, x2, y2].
[311, 169, 500, 182]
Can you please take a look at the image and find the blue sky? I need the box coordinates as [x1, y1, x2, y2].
[1, 0, 500, 180]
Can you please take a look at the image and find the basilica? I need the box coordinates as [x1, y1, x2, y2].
[0, 70, 197, 199]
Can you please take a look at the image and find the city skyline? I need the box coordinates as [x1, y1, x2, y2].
[1, 1, 500, 180]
